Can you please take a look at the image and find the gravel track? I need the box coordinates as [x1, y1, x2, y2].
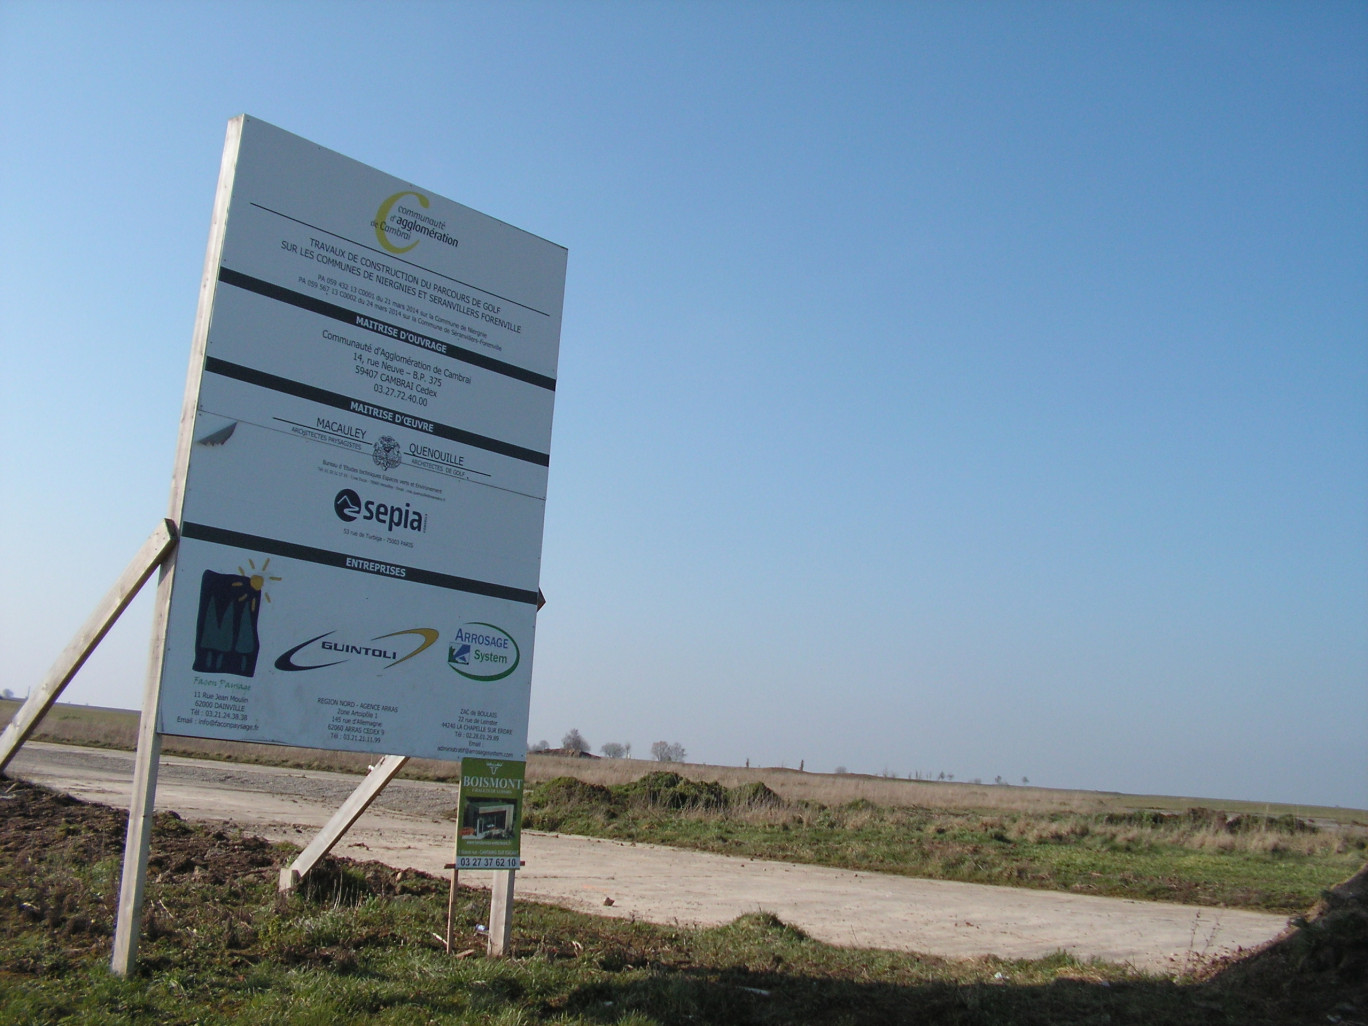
[6, 742, 1289, 970]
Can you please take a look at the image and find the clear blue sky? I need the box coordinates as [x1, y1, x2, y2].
[2, 1, 1364, 807]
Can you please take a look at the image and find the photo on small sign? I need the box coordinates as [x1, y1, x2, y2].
[462, 798, 518, 841]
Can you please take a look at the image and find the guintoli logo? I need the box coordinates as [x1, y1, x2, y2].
[447, 623, 520, 682]
[373, 191, 460, 255]
[333, 488, 428, 533]
[275, 628, 440, 672]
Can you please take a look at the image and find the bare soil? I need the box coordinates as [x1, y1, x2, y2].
[6, 742, 1292, 971]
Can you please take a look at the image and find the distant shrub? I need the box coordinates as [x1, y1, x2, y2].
[649, 741, 687, 763]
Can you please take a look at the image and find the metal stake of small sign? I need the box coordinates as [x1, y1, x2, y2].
[444, 777, 461, 953]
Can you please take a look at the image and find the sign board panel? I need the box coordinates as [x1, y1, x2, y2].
[155, 117, 565, 762]
[455, 757, 526, 869]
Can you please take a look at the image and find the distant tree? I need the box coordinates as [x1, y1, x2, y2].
[624, 742, 632, 758]
[528, 739, 551, 753]
[650, 740, 686, 763]
[1022, 776, 1029, 785]
[834, 766, 848, 775]
[1, 688, 13, 700]
[600, 742, 627, 759]
[994, 775, 1005, 785]
[562, 728, 589, 754]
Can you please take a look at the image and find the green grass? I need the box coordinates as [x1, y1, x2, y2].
[1, 778, 1362, 1026]
[524, 773, 1368, 914]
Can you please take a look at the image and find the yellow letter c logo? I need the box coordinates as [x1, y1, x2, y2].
[375, 190, 428, 254]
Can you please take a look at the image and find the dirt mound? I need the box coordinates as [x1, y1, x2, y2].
[0, 782, 222, 966]
[624, 771, 729, 810]
[533, 776, 615, 807]
[0, 777, 281, 949]
[1103, 807, 1319, 834]
[0, 776, 445, 959]
[730, 780, 785, 808]
[1205, 862, 1368, 1018]
[0, 775, 280, 886]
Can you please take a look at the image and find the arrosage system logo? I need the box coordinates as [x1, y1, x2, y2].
[448, 623, 520, 682]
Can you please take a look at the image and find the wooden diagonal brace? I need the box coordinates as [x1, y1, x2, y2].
[278, 754, 411, 892]
[0, 519, 177, 774]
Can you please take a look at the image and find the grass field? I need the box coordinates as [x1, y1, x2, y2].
[523, 771, 1366, 914]
[7, 700, 1362, 823]
[2, 778, 1364, 1026]
[523, 751, 1367, 824]
[6, 699, 1366, 915]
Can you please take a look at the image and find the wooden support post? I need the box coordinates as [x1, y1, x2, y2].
[444, 866, 461, 953]
[444, 775, 462, 952]
[488, 869, 516, 957]
[112, 117, 240, 978]
[111, 545, 178, 977]
[0, 520, 177, 775]
[278, 754, 410, 893]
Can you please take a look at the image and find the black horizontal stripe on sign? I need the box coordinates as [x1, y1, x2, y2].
[218, 266, 556, 391]
[204, 356, 550, 467]
[180, 522, 540, 605]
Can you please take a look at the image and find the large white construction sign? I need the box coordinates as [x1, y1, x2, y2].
[156, 117, 565, 761]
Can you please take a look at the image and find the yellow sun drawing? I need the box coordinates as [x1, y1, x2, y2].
[233, 557, 282, 613]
